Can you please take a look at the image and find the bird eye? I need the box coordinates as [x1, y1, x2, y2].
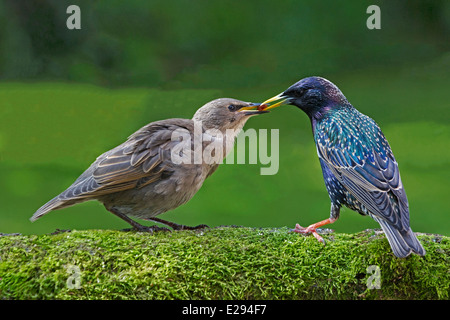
[228, 105, 238, 112]
[292, 88, 306, 97]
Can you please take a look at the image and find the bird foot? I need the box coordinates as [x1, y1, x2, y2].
[122, 225, 171, 234]
[291, 223, 326, 244]
[143, 217, 209, 231]
[290, 217, 337, 244]
[171, 223, 209, 231]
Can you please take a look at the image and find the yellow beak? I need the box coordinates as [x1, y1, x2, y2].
[238, 103, 269, 115]
[260, 93, 291, 111]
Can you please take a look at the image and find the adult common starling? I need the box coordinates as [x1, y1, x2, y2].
[31, 98, 267, 232]
[261, 77, 425, 258]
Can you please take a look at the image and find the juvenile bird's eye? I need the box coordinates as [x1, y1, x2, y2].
[228, 105, 238, 112]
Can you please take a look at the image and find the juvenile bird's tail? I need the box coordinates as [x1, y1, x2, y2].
[30, 195, 82, 222]
[372, 216, 426, 258]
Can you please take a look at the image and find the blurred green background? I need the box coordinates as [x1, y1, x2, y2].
[0, 0, 449, 235]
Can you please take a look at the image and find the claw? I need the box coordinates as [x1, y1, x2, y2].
[312, 231, 326, 244]
[289, 223, 305, 233]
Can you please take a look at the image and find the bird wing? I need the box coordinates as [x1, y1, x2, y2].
[315, 113, 410, 231]
[60, 119, 195, 200]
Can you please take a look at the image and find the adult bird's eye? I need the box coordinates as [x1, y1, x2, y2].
[228, 105, 238, 112]
[293, 88, 306, 97]
[285, 87, 305, 99]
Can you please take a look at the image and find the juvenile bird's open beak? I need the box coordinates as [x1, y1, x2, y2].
[260, 93, 292, 111]
[238, 103, 270, 115]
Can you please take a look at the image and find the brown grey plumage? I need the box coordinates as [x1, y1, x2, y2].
[31, 98, 266, 232]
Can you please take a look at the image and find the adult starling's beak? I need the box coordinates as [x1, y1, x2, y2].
[260, 93, 292, 111]
[238, 103, 270, 116]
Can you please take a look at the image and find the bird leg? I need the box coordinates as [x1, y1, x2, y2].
[145, 217, 209, 231]
[106, 207, 170, 233]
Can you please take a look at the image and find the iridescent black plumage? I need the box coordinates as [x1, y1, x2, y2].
[266, 77, 425, 258]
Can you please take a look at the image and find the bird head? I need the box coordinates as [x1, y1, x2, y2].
[260, 77, 349, 118]
[192, 98, 268, 131]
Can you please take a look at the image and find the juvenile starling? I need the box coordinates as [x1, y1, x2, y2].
[261, 77, 425, 258]
[31, 98, 267, 232]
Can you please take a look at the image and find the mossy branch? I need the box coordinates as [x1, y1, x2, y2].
[0, 227, 448, 300]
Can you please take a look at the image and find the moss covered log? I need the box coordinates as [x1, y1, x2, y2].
[0, 227, 448, 300]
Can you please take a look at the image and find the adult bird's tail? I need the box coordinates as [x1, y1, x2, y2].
[372, 216, 426, 258]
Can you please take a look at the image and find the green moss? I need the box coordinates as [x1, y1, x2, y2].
[0, 227, 448, 300]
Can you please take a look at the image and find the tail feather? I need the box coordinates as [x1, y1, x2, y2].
[30, 172, 98, 222]
[30, 196, 84, 222]
[373, 216, 426, 258]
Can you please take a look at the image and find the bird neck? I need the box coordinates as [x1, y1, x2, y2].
[309, 103, 353, 132]
[198, 120, 248, 165]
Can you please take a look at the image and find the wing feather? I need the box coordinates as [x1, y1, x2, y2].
[316, 111, 409, 231]
[64, 119, 193, 199]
